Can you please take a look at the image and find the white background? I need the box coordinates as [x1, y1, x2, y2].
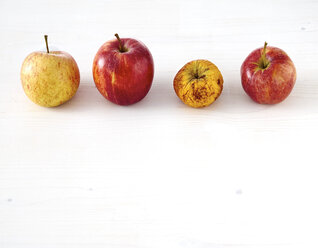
[0, 0, 318, 247]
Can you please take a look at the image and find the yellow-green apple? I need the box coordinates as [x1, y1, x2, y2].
[174, 59, 223, 108]
[92, 33, 154, 105]
[21, 35, 80, 107]
[241, 42, 296, 104]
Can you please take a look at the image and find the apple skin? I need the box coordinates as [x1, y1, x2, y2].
[241, 45, 296, 104]
[92, 37, 154, 106]
[21, 51, 80, 107]
[173, 59, 223, 108]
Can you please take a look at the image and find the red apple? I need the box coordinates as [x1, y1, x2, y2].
[241, 42, 296, 104]
[92, 34, 154, 105]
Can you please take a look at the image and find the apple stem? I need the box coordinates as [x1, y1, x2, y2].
[260, 41, 269, 69]
[114, 33, 127, 53]
[44, 35, 49, 53]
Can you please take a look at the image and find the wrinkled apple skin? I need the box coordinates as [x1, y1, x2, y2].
[92, 38, 154, 106]
[174, 59, 223, 108]
[241, 46, 296, 104]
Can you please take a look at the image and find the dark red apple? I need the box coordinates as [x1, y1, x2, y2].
[241, 42, 296, 104]
[93, 34, 154, 105]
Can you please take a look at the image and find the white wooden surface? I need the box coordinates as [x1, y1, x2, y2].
[1, 0, 318, 247]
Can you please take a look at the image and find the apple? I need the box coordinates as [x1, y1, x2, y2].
[92, 33, 154, 105]
[241, 42, 296, 104]
[21, 35, 80, 107]
[173, 59, 223, 108]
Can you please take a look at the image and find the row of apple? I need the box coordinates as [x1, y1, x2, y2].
[21, 34, 296, 108]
